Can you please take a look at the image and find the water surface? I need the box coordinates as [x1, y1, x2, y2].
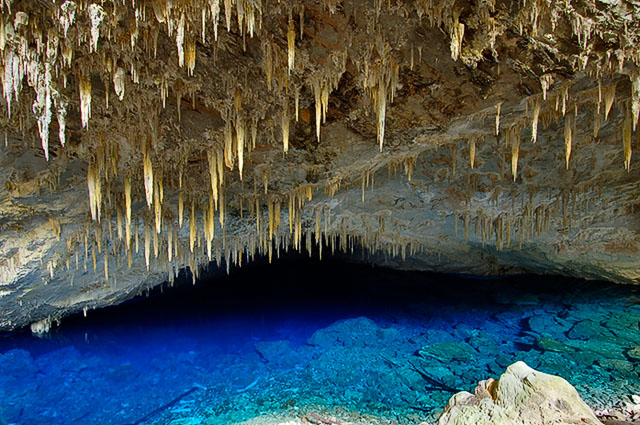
[1, 256, 639, 424]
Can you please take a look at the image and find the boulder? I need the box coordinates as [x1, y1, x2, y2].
[567, 320, 606, 340]
[419, 341, 476, 363]
[603, 313, 640, 331]
[307, 317, 381, 348]
[437, 361, 603, 425]
[527, 314, 569, 336]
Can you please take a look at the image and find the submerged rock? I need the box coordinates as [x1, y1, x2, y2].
[535, 337, 575, 353]
[307, 317, 381, 348]
[436, 361, 603, 425]
[626, 346, 640, 361]
[255, 340, 300, 369]
[418, 341, 476, 363]
[567, 320, 606, 341]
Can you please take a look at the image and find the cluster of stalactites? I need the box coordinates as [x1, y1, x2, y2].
[6, 0, 640, 287]
[0, 0, 266, 161]
[309, 67, 343, 144]
[0, 9, 70, 161]
[4, 0, 639, 165]
[59, 189, 434, 286]
[452, 201, 552, 251]
[497, 75, 638, 180]
[50, 75, 640, 287]
[59, 175, 326, 282]
[360, 39, 399, 151]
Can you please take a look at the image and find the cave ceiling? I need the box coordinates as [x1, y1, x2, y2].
[1, 0, 640, 330]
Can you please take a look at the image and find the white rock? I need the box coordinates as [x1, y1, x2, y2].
[30, 317, 52, 335]
[437, 361, 603, 425]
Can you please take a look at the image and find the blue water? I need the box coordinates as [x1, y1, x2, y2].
[1, 257, 639, 425]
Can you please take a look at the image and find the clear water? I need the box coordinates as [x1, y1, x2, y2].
[1, 257, 639, 425]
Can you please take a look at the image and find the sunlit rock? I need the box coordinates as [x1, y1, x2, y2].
[437, 361, 603, 425]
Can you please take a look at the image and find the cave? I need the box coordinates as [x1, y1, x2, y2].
[1, 0, 640, 423]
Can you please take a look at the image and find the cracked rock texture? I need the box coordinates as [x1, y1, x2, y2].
[1, 0, 640, 330]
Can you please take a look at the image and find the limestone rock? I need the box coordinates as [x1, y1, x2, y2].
[2, 0, 640, 331]
[437, 361, 603, 425]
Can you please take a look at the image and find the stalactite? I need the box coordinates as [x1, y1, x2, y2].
[87, 163, 102, 222]
[294, 86, 300, 122]
[287, 16, 295, 74]
[224, 120, 234, 169]
[624, 114, 632, 171]
[632, 73, 640, 131]
[153, 178, 162, 234]
[88, 4, 105, 53]
[376, 80, 386, 151]
[144, 221, 150, 270]
[189, 202, 196, 253]
[143, 138, 154, 208]
[495, 102, 502, 136]
[185, 37, 196, 76]
[564, 115, 572, 169]
[79, 76, 92, 129]
[113, 67, 125, 102]
[208, 149, 219, 204]
[219, 190, 225, 228]
[313, 78, 322, 143]
[469, 139, 476, 169]
[540, 74, 553, 100]
[176, 12, 186, 68]
[593, 106, 602, 139]
[511, 136, 520, 182]
[449, 14, 465, 62]
[531, 96, 541, 143]
[604, 84, 615, 120]
[282, 102, 289, 153]
[237, 117, 245, 179]
[178, 190, 184, 228]
[103, 251, 109, 281]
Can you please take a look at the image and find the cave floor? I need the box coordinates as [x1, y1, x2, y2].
[0, 260, 639, 425]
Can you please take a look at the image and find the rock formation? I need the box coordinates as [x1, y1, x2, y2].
[436, 361, 603, 425]
[0, 0, 639, 330]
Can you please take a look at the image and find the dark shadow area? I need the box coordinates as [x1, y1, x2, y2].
[0, 251, 632, 357]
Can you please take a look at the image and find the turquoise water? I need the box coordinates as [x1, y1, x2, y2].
[1, 257, 639, 424]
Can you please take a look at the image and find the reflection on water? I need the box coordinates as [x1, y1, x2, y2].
[1, 256, 639, 424]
